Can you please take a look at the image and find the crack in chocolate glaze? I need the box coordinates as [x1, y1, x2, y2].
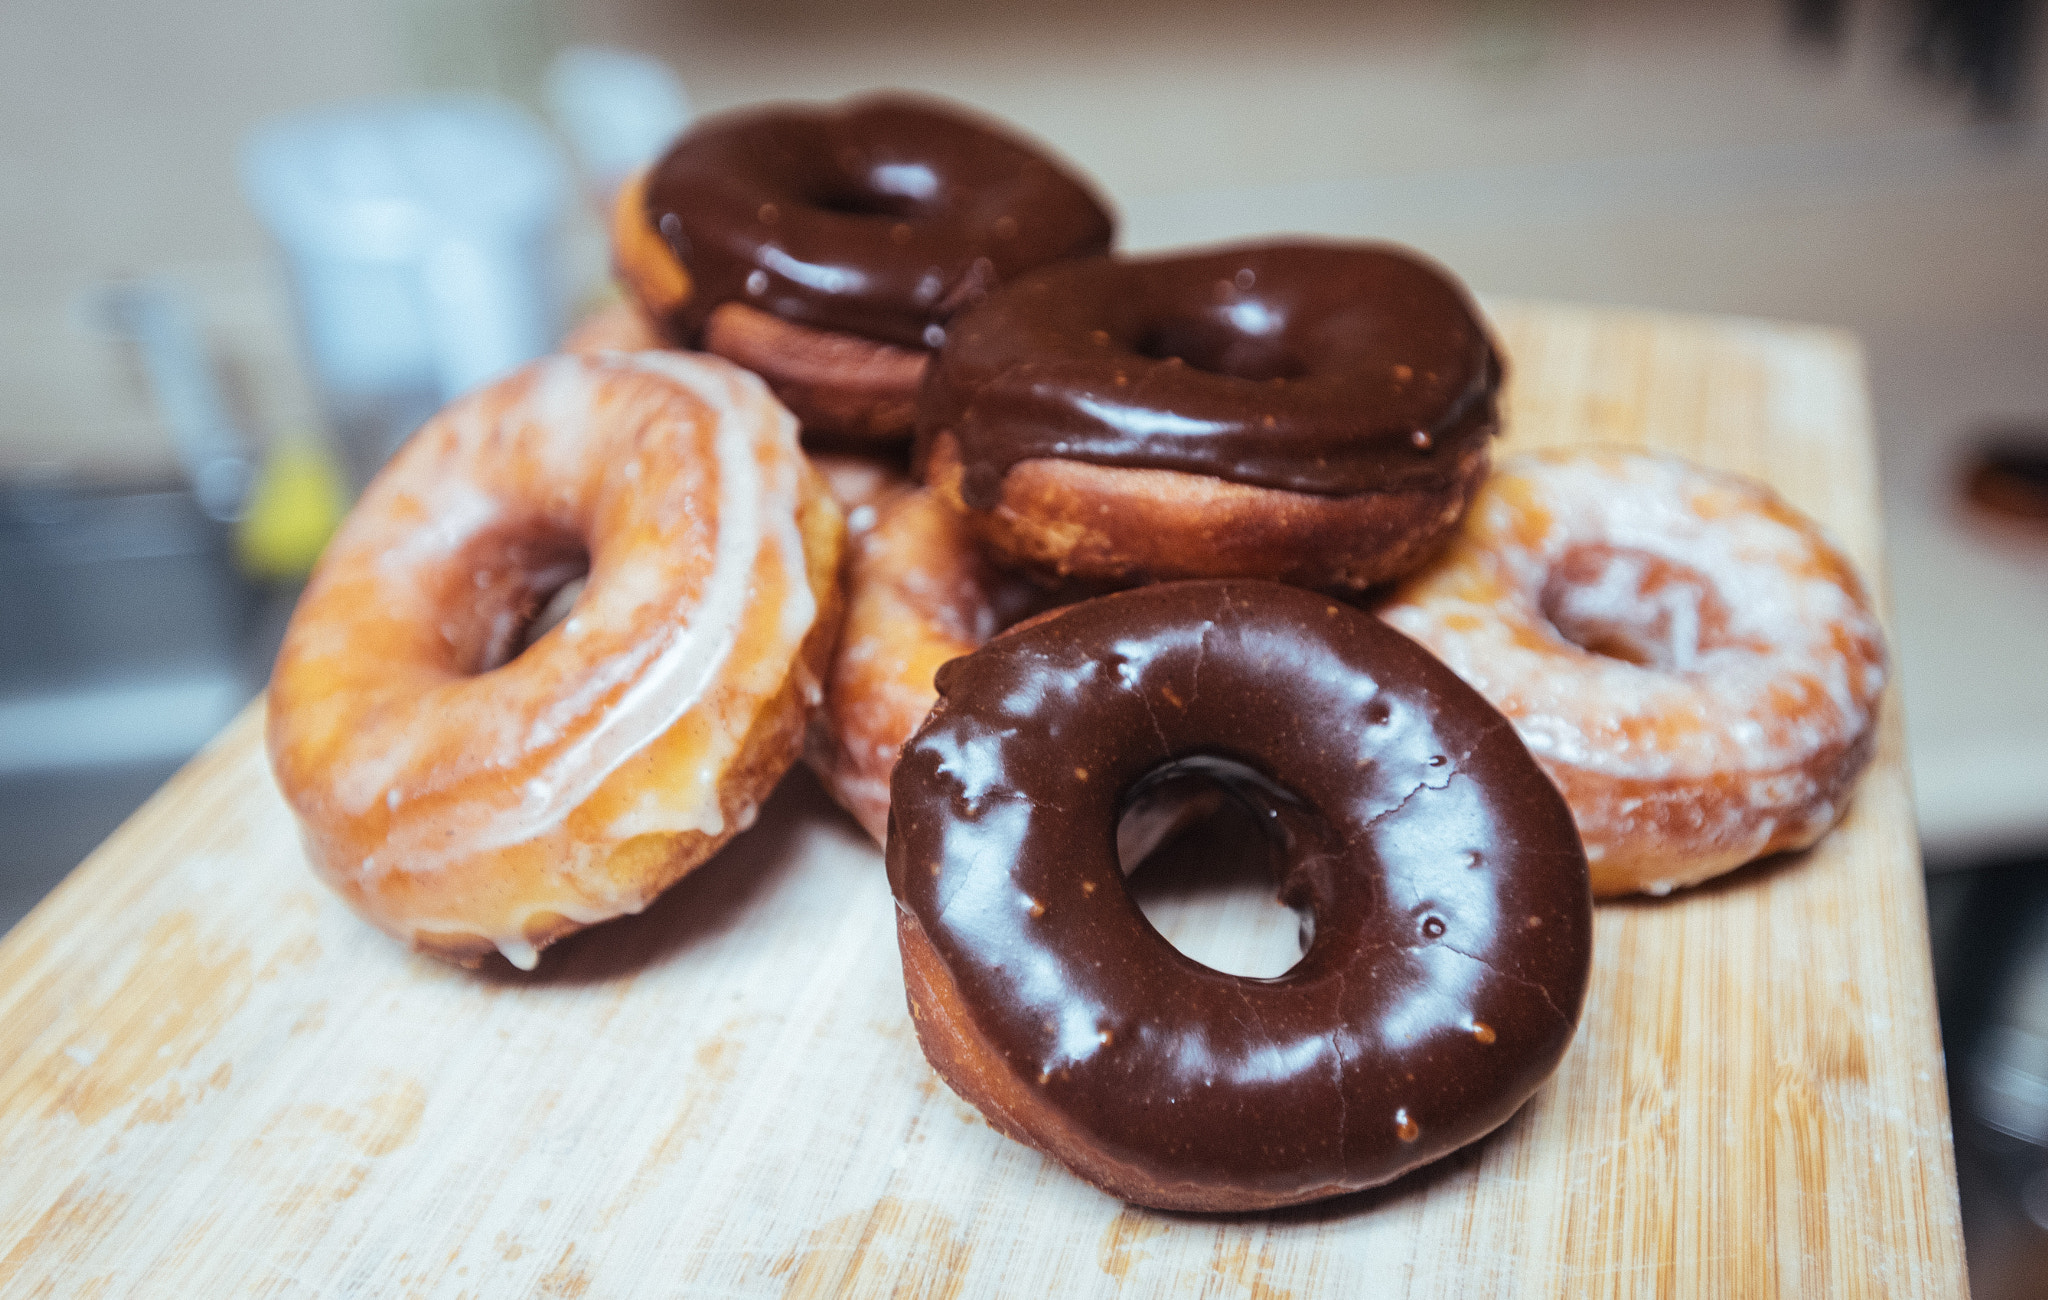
[1439, 940, 1575, 1031]
[1356, 736, 1481, 836]
[887, 580, 1593, 1209]
[1125, 658, 1173, 760]
[1330, 971, 1354, 1157]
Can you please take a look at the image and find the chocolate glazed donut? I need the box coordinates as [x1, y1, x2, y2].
[918, 242, 1502, 589]
[626, 94, 1114, 442]
[887, 581, 1592, 1212]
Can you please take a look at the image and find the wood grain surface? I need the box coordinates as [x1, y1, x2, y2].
[0, 302, 1968, 1297]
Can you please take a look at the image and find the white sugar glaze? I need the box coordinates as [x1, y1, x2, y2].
[1383, 452, 1881, 779]
[1378, 449, 1887, 894]
[268, 350, 823, 966]
[384, 353, 807, 870]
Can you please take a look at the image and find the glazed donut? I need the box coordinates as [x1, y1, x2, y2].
[615, 94, 1114, 443]
[806, 449, 912, 529]
[808, 485, 1218, 863]
[887, 580, 1592, 1211]
[268, 352, 844, 968]
[917, 241, 1500, 590]
[1378, 449, 1888, 897]
[807, 487, 1031, 843]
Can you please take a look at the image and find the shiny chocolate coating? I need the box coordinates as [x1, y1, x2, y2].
[887, 581, 1591, 1208]
[644, 95, 1114, 350]
[917, 242, 1501, 509]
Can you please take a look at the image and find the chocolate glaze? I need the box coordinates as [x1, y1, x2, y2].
[887, 581, 1591, 1207]
[643, 95, 1115, 351]
[916, 243, 1502, 509]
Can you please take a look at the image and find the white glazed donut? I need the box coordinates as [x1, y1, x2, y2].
[268, 351, 844, 967]
[1378, 448, 1887, 896]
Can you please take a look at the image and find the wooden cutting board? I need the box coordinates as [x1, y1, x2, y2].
[0, 301, 1967, 1298]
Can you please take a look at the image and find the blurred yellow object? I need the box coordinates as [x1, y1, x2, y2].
[236, 433, 348, 580]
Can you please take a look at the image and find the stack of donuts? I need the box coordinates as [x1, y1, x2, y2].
[266, 93, 1888, 1212]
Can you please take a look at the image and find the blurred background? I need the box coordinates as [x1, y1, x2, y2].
[1, 0, 2045, 1289]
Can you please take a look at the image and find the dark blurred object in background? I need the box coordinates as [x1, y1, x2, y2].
[1790, 0, 1851, 43]
[1792, 0, 2039, 115]
[1929, 858, 2048, 1298]
[1909, 0, 2039, 116]
[0, 476, 293, 932]
[1961, 426, 2048, 529]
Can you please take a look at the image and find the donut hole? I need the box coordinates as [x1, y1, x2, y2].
[1134, 316, 1308, 383]
[806, 163, 940, 220]
[1118, 758, 1310, 979]
[446, 525, 591, 675]
[1538, 543, 1734, 673]
[808, 186, 924, 219]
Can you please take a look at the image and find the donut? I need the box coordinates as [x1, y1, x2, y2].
[267, 351, 844, 968]
[806, 449, 912, 529]
[917, 241, 1501, 590]
[807, 486, 1027, 843]
[616, 94, 1115, 444]
[887, 580, 1593, 1211]
[807, 484, 1084, 846]
[1377, 449, 1888, 897]
[809, 485, 1222, 864]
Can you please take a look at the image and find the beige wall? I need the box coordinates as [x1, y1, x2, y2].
[2, 0, 2045, 473]
[0, 0, 409, 472]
